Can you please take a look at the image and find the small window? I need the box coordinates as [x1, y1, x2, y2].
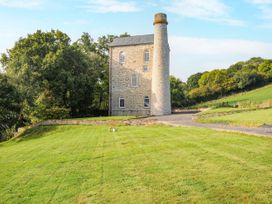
[144, 96, 150, 108]
[131, 74, 138, 87]
[119, 51, 125, 64]
[144, 50, 150, 63]
[119, 97, 125, 108]
[143, 65, 148, 72]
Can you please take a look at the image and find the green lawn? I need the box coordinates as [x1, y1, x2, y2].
[197, 108, 272, 127]
[196, 84, 272, 108]
[0, 125, 272, 203]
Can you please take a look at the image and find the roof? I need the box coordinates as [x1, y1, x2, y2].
[109, 34, 154, 47]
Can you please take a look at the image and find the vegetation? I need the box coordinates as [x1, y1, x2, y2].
[1, 28, 272, 141]
[197, 108, 272, 127]
[187, 58, 272, 104]
[171, 57, 272, 109]
[195, 83, 272, 108]
[0, 125, 271, 203]
[0, 74, 22, 141]
[0, 30, 129, 140]
[170, 76, 188, 108]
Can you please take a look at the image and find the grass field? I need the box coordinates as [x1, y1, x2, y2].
[0, 125, 272, 203]
[197, 108, 272, 127]
[196, 84, 272, 108]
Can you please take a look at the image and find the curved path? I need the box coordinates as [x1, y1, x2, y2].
[149, 111, 272, 137]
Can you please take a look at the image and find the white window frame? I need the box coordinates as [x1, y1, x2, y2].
[144, 50, 150, 63]
[144, 96, 150, 108]
[131, 74, 139, 87]
[119, 97, 125, 109]
[119, 51, 125, 64]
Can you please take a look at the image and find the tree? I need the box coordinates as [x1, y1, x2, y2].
[0, 73, 21, 141]
[234, 65, 263, 89]
[170, 76, 188, 108]
[1, 30, 98, 120]
[258, 60, 272, 81]
[186, 72, 203, 90]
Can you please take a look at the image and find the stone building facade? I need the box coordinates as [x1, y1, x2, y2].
[109, 13, 171, 116]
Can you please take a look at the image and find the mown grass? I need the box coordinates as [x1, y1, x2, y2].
[195, 84, 272, 108]
[0, 125, 272, 203]
[197, 108, 272, 127]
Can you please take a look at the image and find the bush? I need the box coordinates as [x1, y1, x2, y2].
[32, 107, 70, 121]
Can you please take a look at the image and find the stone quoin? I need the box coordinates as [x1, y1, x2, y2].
[109, 13, 171, 116]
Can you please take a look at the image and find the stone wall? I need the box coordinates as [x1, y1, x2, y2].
[109, 44, 153, 116]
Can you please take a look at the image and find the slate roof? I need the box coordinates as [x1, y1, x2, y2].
[109, 34, 154, 47]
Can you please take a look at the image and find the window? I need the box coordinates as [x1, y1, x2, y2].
[143, 65, 148, 72]
[131, 74, 138, 87]
[144, 50, 150, 63]
[119, 51, 125, 64]
[119, 97, 125, 108]
[144, 96, 150, 108]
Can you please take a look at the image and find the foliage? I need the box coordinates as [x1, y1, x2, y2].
[186, 72, 203, 90]
[0, 73, 21, 141]
[170, 76, 188, 108]
[187, 57, 272, 105]
[194, 84, 272, 108]
[0, 30, 127, 123]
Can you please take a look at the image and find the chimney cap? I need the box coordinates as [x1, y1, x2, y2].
[154, 13, 168, 25]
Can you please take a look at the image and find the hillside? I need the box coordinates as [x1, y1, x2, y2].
[195, 84, 272, 108]
[0, 124, 272, 203]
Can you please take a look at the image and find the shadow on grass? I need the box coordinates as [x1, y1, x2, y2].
[15, 125, 58, 143]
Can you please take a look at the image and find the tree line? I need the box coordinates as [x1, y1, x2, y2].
[170, 57, 272, 108]
[0, 30, 129, 141]
[1, 29, 272, 141]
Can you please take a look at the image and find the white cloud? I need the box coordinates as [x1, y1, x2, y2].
[83, 0, 140, 13]
[248, 0, 272, 4]
[169, 36, 272, 80]
[247, 0, 272, 28]
[0, 0, 43, 8]
[164, 0, 245, 26]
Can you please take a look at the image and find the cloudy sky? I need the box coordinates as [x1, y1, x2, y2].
[1, 0, 272, 80]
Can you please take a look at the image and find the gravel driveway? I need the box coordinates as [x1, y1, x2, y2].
[149, 111, 272, 137]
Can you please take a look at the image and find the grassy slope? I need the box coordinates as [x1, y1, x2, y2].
[0, 125, 272, 203]
[196, 84, 272, 108]
[197, 108, 272, 127]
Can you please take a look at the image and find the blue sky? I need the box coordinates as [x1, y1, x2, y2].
[1, 0, 272, 80]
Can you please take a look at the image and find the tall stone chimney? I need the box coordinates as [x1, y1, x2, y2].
[151, 13, 171, 116]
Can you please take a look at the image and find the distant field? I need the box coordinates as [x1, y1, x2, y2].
[0, 125, 272, 203]
[197, 108, 272, 127]
[196, 84, 272, 108]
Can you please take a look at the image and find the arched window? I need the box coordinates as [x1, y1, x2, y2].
[119, 51, 125, 64]
[144, 96, 150, 108]
[131, 74, 138, 87]
[144, 50, 150, 63]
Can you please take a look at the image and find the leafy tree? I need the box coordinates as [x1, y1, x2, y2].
[1, 30, 97, 119]
[258, 60, 272, 81]
[234, 65, 263, 89]
[0, 73, 21, 141]
[186, 72, 203, 90]
[170, 76, 188, 108]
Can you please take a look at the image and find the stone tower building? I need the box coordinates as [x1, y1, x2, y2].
[109, 13, 171, 116]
